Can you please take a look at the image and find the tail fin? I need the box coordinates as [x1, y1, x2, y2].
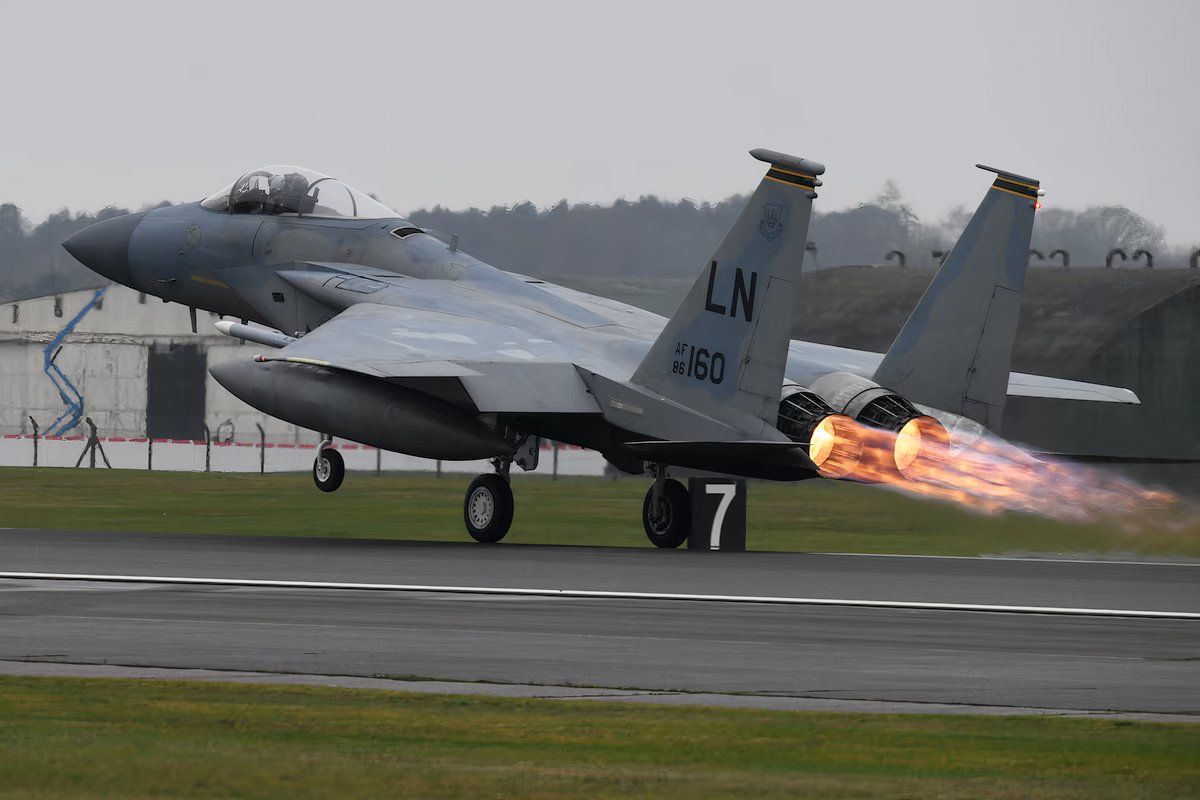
[631, 148, 823, 429]
[872, 165, 1041, 432]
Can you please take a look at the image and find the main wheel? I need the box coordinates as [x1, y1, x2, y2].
[313, 448, 345, 493]
[464, 473, 514, 543]
[642, 479, 691, 549]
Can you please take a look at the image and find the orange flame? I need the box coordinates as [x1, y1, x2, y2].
[837, 421, 1179, 521]
[811, 414, 864, 479]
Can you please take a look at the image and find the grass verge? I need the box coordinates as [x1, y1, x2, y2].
[1, 466, 1197, 557]
[0, 676, 1196, 799]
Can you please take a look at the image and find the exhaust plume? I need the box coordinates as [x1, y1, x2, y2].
[844, 423, 1180, 523]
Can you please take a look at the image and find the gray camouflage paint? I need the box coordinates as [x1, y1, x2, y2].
[62, 153, 1136, 478]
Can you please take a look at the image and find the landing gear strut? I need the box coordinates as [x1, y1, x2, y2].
[642, 465, 691, 548]
[464, 456, 515, 543]
[313, 437, 345, 493]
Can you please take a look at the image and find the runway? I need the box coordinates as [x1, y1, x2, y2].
[1, 529, 1197, 719]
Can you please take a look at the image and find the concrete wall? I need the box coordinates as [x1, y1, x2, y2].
[0, 285, 309, 442]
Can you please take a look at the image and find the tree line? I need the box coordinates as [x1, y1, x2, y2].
[0, 185, 1187, 303]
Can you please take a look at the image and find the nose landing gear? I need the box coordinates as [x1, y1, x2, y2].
[313, 436, 345, 493]
[464, 456, 515, 543]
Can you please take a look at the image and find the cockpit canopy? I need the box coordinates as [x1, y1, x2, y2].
[201, 165, 396, 219]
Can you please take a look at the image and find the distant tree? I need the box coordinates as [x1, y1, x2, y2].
[0, 188, 1183, 304]
[1032, 205, 1165, 267]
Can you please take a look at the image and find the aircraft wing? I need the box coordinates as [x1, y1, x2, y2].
[262, 302, 603, 414]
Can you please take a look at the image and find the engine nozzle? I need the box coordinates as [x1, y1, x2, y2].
[777, 384, 863, 478]
[807, 372, 950, 480]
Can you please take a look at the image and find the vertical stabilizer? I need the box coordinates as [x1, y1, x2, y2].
[872, 165, 1041, 431]
[631, 148, 823, 431]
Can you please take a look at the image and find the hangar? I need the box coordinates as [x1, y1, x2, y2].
[0, 284, 304, 443]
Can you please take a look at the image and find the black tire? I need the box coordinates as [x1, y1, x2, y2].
[313, 448, 345, 493]
[642, 479, 691, 549]
[464, 473, 514, 543]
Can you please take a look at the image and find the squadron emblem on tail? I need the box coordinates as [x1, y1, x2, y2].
[759, 202, 785, 241]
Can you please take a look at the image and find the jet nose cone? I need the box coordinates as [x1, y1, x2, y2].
[62, 212, 145, 285]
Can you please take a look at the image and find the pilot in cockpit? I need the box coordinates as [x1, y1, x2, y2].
[267, 172, 313, 214]
[205, 166, 397, 219]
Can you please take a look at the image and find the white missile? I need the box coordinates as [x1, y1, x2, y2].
[213, 320, 297, 350]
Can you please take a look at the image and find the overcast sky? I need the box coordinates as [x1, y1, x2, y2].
[2, 1, 1196, 243]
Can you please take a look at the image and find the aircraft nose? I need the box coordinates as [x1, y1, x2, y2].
[62, 211, 146, 285]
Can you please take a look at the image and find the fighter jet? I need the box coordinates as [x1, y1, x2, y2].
[63, 149, 1137, 546]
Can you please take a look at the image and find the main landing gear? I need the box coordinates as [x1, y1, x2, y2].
[313, 436, 345, 493]
[464, 457, 515, 543]
[642, 465, 691, 549]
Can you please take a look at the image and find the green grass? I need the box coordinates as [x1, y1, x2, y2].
[1, 466, 1197, 557]
[0, 676, 1196, 799]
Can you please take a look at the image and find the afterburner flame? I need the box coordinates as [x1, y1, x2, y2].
[893, 416, 949, 477]
[839, 421, 1178, 522]
[809, 414, 863, 479]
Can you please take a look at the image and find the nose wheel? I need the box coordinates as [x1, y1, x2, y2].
[313, 441, 345, 493]
[464, 472, 514, 543]
[642, 477, 691, 549]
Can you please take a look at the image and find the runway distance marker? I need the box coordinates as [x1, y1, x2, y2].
[2, 572, 1198, 620]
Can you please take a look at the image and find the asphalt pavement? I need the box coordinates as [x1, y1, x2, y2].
[0, 529, 1197, 719]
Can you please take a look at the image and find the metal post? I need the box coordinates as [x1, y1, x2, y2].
[375, 447, 381, 477]
[93, 419, 111, 469]
[203, 424, 211, 473]
[28, 416, 38, 467]
[436, 459, 442, 478]
[75, 417, 110, 469]
[256, 423, 265, 474]
[147, 433, 153, 471]
[552, 441, 559, 480]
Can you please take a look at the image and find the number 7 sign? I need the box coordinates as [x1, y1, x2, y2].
[688, 478, 747, 551]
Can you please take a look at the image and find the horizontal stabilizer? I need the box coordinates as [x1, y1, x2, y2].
[623, 440, 816, 480]
[1006, 373, 1139, 404]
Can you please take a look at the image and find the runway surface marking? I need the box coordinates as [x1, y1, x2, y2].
[4, 571, 1198, 620]
[813, 552, 1200, 566]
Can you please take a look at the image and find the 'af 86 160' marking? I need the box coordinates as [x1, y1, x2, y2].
[672, 342, 725, 385]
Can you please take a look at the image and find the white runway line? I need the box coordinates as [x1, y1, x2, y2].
[2, 572, 1198, 620]
[813, 552, 1200, 567]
